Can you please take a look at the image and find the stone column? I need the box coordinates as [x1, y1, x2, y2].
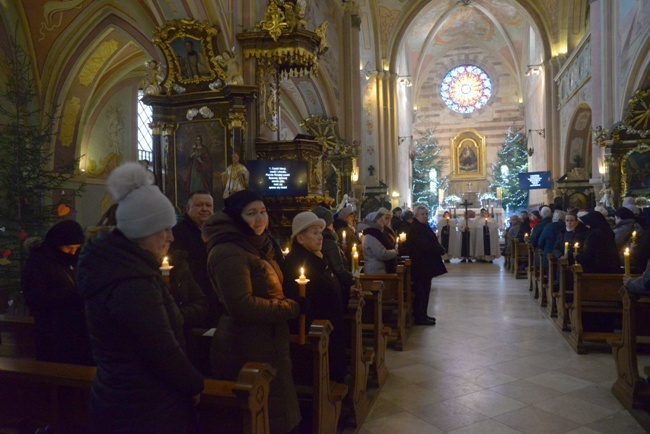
[149, 121, 163, 190]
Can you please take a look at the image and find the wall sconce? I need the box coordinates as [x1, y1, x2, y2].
[398, 76, 412, 87]
[412, 105, 418, 118]
[351, 166, 359, 183]
[527, 128, 545, 156]
[598, 157, 608, 178]
[525, 64, 543, 76]
[382, 58, 390, 72]
[398, 135, 412, 146]
[360, 61, 372, 80]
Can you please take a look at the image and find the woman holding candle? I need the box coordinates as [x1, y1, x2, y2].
[282, 211, 348, 383]
[575, 211, 620, 274]
[552, 210, 587, 262]
[77, 163, 204, 433]
[361, 210, 399, 274]
[613, 207, 643, 249]
[333, 206, 362, 270]
[202, 190, 302, 434]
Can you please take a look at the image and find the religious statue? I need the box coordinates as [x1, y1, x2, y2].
[283, 0, 307, 33]
[140, 60, 163, 96]
[599, 181, 614, 208]
[187, 134, 213, 197]
[222, 152, 250, 199]
[214, 51, 244, 85]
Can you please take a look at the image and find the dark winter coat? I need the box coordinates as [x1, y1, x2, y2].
[334, 219, 362, 267]
[282, 242, 347, 383]
[77, 229, 204, 434]
[576, 211, 621, 274]
[21, 243, 94, 366]
[172, 216, 220, 326]
[202, 211, 301, 434]
[167, 248, 210, 371]
[530, 216, 552, 249]
[407, 219, 448, 283]
[321, 228, 354, 306]
[538, 221, 563, 268]
[517, 217, 532, 242]
[552, 224, 588, 261]
[613, 218, 642, 249]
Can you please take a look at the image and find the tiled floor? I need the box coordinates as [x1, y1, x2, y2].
[359, 260, 648, 433]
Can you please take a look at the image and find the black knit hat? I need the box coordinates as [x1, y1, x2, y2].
[223, 190, 264, 233]
[44, 220, 85, 247]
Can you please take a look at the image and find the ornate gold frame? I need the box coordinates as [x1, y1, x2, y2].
[450, 129, 486, 180]
[153, 19, 226, 89]
[621, 143, 650, 196]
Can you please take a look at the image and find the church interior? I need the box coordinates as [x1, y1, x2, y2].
[1, 0, 650, 432]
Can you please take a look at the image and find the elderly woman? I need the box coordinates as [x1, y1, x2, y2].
[361, 210, 398, 274]
[202, 190, 301, 434]
[282, 211, 347, 383]
[77, 163, 204, 433]
[22, 220, 93, 366]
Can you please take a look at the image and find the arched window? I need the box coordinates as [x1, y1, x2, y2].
[137, 91, 153, 164]
[440, 65, 492, 114]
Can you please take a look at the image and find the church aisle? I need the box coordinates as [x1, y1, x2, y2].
[359, 260, 647, 433]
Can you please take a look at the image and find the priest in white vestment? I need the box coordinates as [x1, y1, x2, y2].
[457, 212, 476, 262]
[473, 208, 501, 262]
[437, 211, 459, 262]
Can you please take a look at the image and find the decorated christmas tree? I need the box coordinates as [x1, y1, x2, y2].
[411, 128, 448, 208]
[490, 127, 529, 211]
[0, 36, 83, 310]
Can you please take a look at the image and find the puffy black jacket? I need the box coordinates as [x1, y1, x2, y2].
[77, 229, 203, 433]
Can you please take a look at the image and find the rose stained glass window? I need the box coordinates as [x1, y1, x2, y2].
[440, 65, 492, 114]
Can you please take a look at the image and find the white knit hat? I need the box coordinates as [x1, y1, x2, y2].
[108, 162, 177, 239]
[291, 211, 325, 239]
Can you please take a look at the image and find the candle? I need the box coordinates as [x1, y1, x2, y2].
[352, 251, 359, 272]
[295, 268, 310, 345]
[342, 230, 346, 243]
[624, 247, 631, 276]
[160, 256, 174, 278]
[282, 247, 289, 256]
[351, 243, 357, 254]
[632, 231, 637, 245]
[399, 232, 406, 243]
[524, 233, 529, 242]
[573, 242, 579, 255]
[564, 242, 569, 256]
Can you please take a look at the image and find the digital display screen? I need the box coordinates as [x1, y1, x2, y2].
[247, 160, 309, 197]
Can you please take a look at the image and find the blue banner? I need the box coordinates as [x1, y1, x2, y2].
[518, 171, 552, 190]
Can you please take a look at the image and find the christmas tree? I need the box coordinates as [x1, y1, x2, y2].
[0, 35, 83, 309]
[490, 127, 528, 211]
[411, 128, 448, 208]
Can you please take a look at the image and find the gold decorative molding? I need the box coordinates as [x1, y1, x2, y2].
[78, 39, 119, 86]
[450, 129, 486, 180]
[259, 0, 288, 41]
[228, 112, 248, 130]
[621, 143, 650, 196]
[59, 97, 81, 146]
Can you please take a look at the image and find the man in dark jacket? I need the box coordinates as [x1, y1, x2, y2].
[530, 206, 552, 249]
[407, 205, 447, 325]
[171, 190, 220, 326]
[517, 210, 531, 242]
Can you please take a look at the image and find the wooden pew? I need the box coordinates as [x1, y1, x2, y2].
[398, 258, 414, 330]
[554, 257, 573, 332]
[0, 314, 36, 358]
[359, 281, 389, 387]
[290, 320, 348, 434]
[0, 357, 275, 434]
[512, 242, 528, 279]
[610, 290, 650, 412]
[343, 296, 374, 428]
[545, 254, 558, 317]
[527, 243, 536, 293]
[567, 265, 644, 354]
[535, 249, 547, 308]
[359, 265, 407, 351]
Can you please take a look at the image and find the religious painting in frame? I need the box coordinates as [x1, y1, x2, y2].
[450, 129, 486, 180]
[153, 19, 227, 89]
[173, 120, 228, 210]
[621, 143, 650, 196]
